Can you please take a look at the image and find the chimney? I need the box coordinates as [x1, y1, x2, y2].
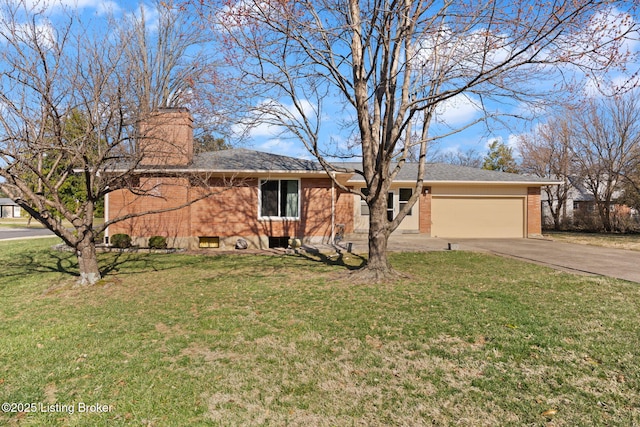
[138, 108, 194, 167]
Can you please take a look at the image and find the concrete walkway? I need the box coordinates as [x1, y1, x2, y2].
[334, 233, 450, 254]
[330, 234, 640, 284]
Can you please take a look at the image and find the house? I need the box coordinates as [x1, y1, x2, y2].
[542, 177, 637, 230]
[0, 198, 21, 218]
[106, 109, 558, 249]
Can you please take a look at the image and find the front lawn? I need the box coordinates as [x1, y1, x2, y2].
[1, 238, 639, 426]
[546, 231, 640, 251]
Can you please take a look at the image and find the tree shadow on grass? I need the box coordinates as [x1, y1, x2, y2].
[295, 246, 367, 271]
[0, 250, 80, 282]
[98, 250, 205, 278]
[0, 243, 367, 288]
[0, 247, 208, 286]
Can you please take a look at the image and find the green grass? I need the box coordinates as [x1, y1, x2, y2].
[546, 231, 640, 251]
[0, 218, 46, 229]
[1, 238, 639, 426]
[0, 217, 104, 229]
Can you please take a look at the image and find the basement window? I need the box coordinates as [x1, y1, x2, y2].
[199, 236, 220, 248]
[268, 236, 290, 249]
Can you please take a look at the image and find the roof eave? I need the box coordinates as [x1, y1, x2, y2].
[104, 168, 333, 175]
[346, 179, 562, 186]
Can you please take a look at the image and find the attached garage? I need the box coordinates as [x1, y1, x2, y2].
[342, 161, 559, 240]
[431, 196, 525, 238]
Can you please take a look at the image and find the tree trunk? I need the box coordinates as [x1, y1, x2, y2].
[598, 201, 612, 232]
[367, 208, 391, 273]
[552, 211, 561, 230]
[76, 237, 101, 286]
[351, 191, 404, 283]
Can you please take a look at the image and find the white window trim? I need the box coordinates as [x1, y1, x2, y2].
[258, 178, 301, 220]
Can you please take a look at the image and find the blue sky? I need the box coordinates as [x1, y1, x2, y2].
[8, 0, 640, 163]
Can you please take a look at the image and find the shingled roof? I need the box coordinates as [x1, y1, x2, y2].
[336, 161, 559, 184]
[123, 148, 558, 184]
[191, 148, 323, 172]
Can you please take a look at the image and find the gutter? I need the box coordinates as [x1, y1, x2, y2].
[345, 179, 563, 186]
[331, 173, 335, 244]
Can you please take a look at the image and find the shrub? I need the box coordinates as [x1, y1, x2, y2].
[111, 233, 132, 249]
[93, 230, 106, 244]
[148, 236, 168, 249]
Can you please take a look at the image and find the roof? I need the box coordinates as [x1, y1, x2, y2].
[120, 148, 559, 185]
[0, 198, 18, 206]
[336, 161, 560, 185]
[191, 148, 323, 172]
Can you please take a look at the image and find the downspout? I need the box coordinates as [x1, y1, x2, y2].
[104, 192, 109, 245]
[331, 173, 335, 244]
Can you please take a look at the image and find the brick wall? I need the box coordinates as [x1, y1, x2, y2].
[108, 176, 342, 247]
[138, 109, 193, 167]
[108, 177, 192, 240]
[335, 187, 354, 234]
[419, 187, 432, 235]
[527, 187, 542, 236]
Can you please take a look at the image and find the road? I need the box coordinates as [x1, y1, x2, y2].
[0, 227, 55, 241]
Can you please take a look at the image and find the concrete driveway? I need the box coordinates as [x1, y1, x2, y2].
[341, 234, 640, 283]
[455, 238, 640, 284]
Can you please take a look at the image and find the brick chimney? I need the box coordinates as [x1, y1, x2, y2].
[138, 108, 194, 167]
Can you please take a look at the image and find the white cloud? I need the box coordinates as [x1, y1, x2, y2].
[256, 138, 311, 159]
[434, 94, 482, 126]
[232, 98, 318, 139]
[7, 20, 56, 49]
[20, 0, 118, 13]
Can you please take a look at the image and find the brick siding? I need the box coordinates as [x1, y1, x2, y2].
[108, 176, 342, 247]
[527, 186, 542, 236]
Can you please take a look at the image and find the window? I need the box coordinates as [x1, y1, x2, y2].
[399, 188, 413, 216]
[360, 188, 370, 216]
[260, 179, 299, 218]
[199, 237, 220, 248]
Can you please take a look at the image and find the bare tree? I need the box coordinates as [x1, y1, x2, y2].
[519, 116, 575, 230]
[205, 0, 637, 280]
[0, 2, 219, 285]
[430, 148, 483, 168]
[571, 92, 640, 232]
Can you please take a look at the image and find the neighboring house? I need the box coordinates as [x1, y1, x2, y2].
[106, 109, 557, 249]
[541, 176, 636, 228]
[0, 198, 21, 218]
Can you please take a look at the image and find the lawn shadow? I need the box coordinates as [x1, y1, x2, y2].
[296, 245, 367, 271]
[98, 250, 204, 278]
[1, 245, 207, 285]
[1, 250, 81, 281]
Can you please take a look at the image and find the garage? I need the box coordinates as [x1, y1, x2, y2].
[431, 196, 525, 238]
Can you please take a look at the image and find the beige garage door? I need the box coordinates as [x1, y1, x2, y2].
[431, 196, 525, 238]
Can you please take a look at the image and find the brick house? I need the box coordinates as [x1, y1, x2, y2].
[105, 109, 557, 249]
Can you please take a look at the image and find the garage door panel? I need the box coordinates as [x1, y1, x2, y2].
[432, 197, 524, 238]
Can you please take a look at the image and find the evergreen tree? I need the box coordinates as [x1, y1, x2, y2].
[482, 141, 520, 173]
